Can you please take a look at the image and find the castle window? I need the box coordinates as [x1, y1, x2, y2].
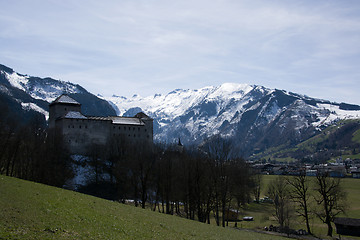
[138, 127, 140, 131]
[124, 127, 126, 130]
[134, 134, 136, 137]
[85, 125, 87, 129]
[133, 127, 135, 131]
[119, 126, 121, 130]
[79, 125, 81, 129]
[145, 129, 147, 132]
[129, 127, 131, 130]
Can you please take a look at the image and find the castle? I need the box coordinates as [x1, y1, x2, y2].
[49, 94, 153, 154]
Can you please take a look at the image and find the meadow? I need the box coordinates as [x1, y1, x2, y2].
[0, 175, 285, 240]
[236, 175, 360, 239]
[1, 174, 359, 239]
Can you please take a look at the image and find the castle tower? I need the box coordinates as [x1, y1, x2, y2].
[135, 112, 154, 142]
[49, 94, 81, 129]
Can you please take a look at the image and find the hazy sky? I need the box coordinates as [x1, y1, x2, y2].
[1, 0, 360, 104]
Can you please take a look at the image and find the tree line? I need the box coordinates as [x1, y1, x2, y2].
[81, 136, 256, 227]
[0, 109, 73, 187]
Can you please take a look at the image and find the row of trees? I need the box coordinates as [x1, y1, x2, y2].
[80, 136, 257, 227]
[267, 172, 347, 237]
[0, 113, 73, 187]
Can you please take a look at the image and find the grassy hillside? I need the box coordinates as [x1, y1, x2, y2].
[250, 119, 360, 162]
[0, 175, 284, 240]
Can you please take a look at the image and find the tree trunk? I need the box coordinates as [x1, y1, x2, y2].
[327, 220, 333, 237]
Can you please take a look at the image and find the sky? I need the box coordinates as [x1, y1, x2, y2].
[1, 0, 360, 104]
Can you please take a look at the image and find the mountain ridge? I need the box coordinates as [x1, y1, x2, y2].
[105, 83, 360, 157]
[1, 63, 360, 158]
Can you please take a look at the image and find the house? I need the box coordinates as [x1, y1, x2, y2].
[49, 94, 153, 154]
[224, 209, 240, 222]
[352, 171, 360, 179]
[334, 217, 360, 237]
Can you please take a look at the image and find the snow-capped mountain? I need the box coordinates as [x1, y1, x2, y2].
[106, 83, 360, 156]
[0, 64, 115, 122]
[2, 63, 360, 157]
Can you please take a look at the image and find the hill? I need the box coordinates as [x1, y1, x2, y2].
[0, 175, 283, 240]
[250, 119, 360, 162]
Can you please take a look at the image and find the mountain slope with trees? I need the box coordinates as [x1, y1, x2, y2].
[252, 119, 360, 163]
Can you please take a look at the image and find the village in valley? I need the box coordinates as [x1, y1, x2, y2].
[250, 157, 360, 178]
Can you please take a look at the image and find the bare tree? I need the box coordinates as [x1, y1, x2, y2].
[286, 173, 312, 235]
[314, 171, 347, 237]
[267, 176, 295, 231]
[252, 174, 262, 203]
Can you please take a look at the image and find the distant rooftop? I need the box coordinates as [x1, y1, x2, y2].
[51, 94, 80, 105]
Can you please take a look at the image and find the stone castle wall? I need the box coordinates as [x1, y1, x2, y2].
[49, 95, 153, 155]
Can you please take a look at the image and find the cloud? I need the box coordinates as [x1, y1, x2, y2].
[1, 0, 360, 104]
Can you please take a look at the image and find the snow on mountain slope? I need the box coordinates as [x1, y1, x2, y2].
[105, 83, 360, 153]
[21, 102, 49, 119]
[1, 64, 116, 119]
[4, 71, 84, 103]
[108, 83, 254, 120]
[313, 103, 360, 128]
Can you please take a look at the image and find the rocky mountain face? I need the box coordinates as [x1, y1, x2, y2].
[0, 64, 116, 125]
[106, 83, 360, 157]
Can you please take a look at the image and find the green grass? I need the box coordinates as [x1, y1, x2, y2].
[242, 175, 360, 239]
[0, 175, 287, 240]
[353, 128, 360, 144]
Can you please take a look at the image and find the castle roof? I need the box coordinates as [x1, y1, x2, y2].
[64, 111, 87, 119]
[51, 94, 80, 105]
[108, 116, 145, 126]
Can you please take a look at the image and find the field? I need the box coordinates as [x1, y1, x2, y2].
[1, 174, 359, 239]
[235, 175, 360, 239]
[0, 175, 285, 240]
